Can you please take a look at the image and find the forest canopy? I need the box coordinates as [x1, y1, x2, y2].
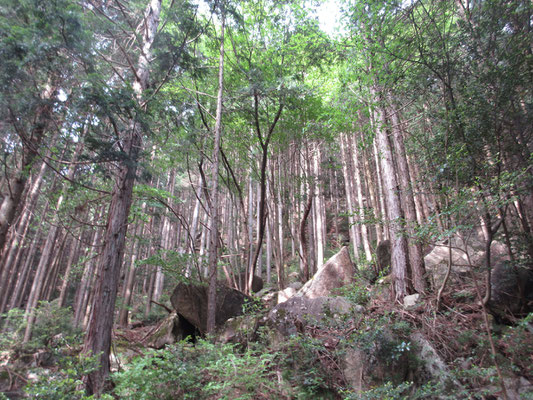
[0, 0, 532, 398]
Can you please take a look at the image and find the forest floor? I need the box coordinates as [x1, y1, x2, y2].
[1, 266, 533, 399]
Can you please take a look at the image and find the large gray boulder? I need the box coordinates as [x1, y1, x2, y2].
[170, 282, 252, 335]
[295, 246, 356, 299]
[424, 232, 509, 290]
[489, 261, 533, 318]
[366, 240, 391, 282]
[376, 240, 391, 276]
[236, 273, 264, 293]
[341, 328, 410, 393]
[268, 296, 361, 337]
[268, 247, 359, 337]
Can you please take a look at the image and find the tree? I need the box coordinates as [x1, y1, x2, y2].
[82, 1, 163, 394]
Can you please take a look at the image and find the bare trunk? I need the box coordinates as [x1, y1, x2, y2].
[388, 102, 426, 293]
[372, 87, 409, 300]
[58, 236, 81, 308]
[118, 219, 144, 327]
[369, 108, 389, 240]
[0, 85, 56, 255]
[207, 11, 225, 333]
[83, 1, 161, 394]
[312, 142, 325, 268]
[351, 131, 372, 261]
[340, 133, 358, 258]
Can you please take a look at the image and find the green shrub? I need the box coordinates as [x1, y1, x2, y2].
[333, 281, 370, 306]
[24, 353, 112, 400]
[1, 302, 80, 351]
[30, 301, 80, 349]
[0, 307, 26, 350]
[112, 339, 290, 399]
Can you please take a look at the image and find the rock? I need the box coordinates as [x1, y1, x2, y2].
[341, 328, 409, 393]
[482, 375, 533, 400]
[410, 332, 461, 392]
[259, 288, 277, 309]
[365, 240, 391, 283]
[376, 240, 391, 276]
[424, 233, 510, 290]
[142, 311, 199, 349]
[170, 282, 252, 334]
[277, 287, 297, 304]
[217, 314, 260, 344]
[489, 261, 533, 318]
[295, 246, 356, 299]
[288, 281, 303, 290]
[268, 296, 360, 337]
[236, 273, 264, 293]
[403, 294, 421, 310]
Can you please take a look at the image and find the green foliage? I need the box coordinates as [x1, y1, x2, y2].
[343, 380, 449, 400]
[345, 313, 413, 368]
[29, 301, 80, 349]
[24, 353, 112, 400]
[280, 334, 337, 397]
[112, 339, 290, 399]
[242, 297, 263, 316]
[0, 302, 80, 351]
[344, 381, 413, 400]
[499, 313, 533, 376]
[333, 281, 370, 307]
[0, 307, 26, 350]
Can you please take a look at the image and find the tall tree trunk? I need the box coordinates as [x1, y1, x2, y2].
[340, 133, 358, 258]
[388, 101, 426, 293]
[369, 108, 389, 240]
[312, 142, 325, 268]
[372, 87, 409, 300]
[118, 218, 144, 327]
[58, 235, 81, 308]
[248, 93, 284, 284]
[362, 145, 382, 243]
[73, 207, 104, 328]
[351, 131, 372, 261]
[206, 10, 225, 334]
[83, 1, 162, 394]
[0, 137, 52, 304]
[0, 84, 56, 255]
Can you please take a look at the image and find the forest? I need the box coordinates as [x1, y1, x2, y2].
[0, 0, 532, 398]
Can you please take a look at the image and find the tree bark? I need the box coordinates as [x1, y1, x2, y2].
[83, 1, 161, 394]
[0, 85, 56, 255]
[372, 87, 409, 300]
[207, 10, 225, 334]
[312, 142, 325, 268]
[340, 133, 358, 258]
[351, 131, 372, 260]
[388, 100, 426, 293]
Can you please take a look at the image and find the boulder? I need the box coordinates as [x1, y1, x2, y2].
[409, 332, 461, 392]
[489, 261, 533, 318]
[142, 312, 198, 348]
[341, 328, 410, 393]
[236, 273, 264, 293]
[288, 281, 303, 290]
[170, 282, 252, 335]
[376, 240, 391, 276]
[424, 233, 510, 290]
[403, 294, 421, 310]
[295, 246, 356, 299]
[366, 240, 391, 283]
[268, 296, 361, 337]
[217, 314, 261, 344]
[143, 312, 180, 349]
[277, 287, 297, 304]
